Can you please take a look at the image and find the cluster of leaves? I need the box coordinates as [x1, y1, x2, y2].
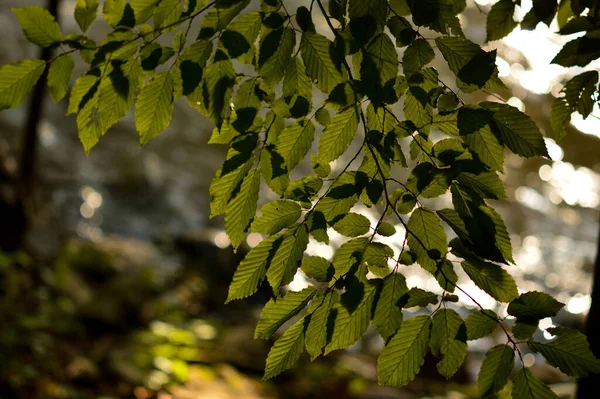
[2, 0, 600, 397]
[482, 0, 600, 142]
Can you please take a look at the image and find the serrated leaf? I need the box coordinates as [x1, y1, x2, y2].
[300, 32, 345, 94]
[305, 290, 339, 359]
[461, 259, 518, 302]
[200, 0, 250, 36]
[251, 200, 302, 235]
[486, 0, 518, 41]
[430, 309, 467, 378]
[529, 327, 600, 377]
[153, 0, 182, 29]
[508, 291, 565, 320]
[276, 119, 316, 172]
[550, 97, 570, 142]
[481, 102, 549, 158]
[284, 176, 323, 204]
[0, 59, 46, 111]
[135, 71, 174, 145]
[478, 344, 515, 397]
[301, 256, 333, 282]
[255, 287, 317, 339]
[564, 71, 598, 119]
[259, 27, 296, 87]
[318, 105, 359, 164]
[373, 273, 408, 341]
[514, 320, 538, 340]
[266, 225, 310, 292]
[331, 237, 369, 276]
[401, 288, 438, 308]
[130, 0, 158, 24]
[403, 39, 434, 77]
[378, 315, 432, 387]
[75, 0, 99, 33]
[364, 242, 394, 276]
[226, 234, 280, 302]
[13, 6, 62, 48]
[325, 279, 378, 354]
[221, 11, 261, 61]
[97, 58, 142, 134]
[465, 309, 498, 340]
[551, 36, 600, 67]
[512, 367, 559, 399]
[263, 316, 307, 379]
[349, 0, 388, 27]
[463, 124, 505, 172]
[197, 51, 236, 129]
[407, 208, 448, 274]
[225, 169, 261, 250]
[333, 213, 371, 237]
[404, 86, 433, 129]
[456, 172, 506, 200]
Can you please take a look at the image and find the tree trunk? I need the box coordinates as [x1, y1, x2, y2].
[577, 213, 600, 398]
[0, 0, 59, 251]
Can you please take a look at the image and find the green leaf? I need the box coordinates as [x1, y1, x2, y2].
[407, 208, 448, 274]
[481, 102, 549, 158]
[48, 55, 75, 104]
[486, 0, 518, 42]
[435, 37, 501, 89]
[378, 315, 432, 387]
[75, 0, 100, 33]
[551, 36, 600, 67]
[512, 367, 559, 399]
[276, 119, 316, 172]
[221, 11, 262, 61]
[461, 259, 518, 302]
[508, 292, 565, 320]
[225, 169, 261, 250]
[456, 172, 507, 200]
[404, 86, 433, 128]
[478, 344, 515, 397]
[315, 108, 331, 126]
[300, 32, 345, 94]
[200, 0, 250, 37]
[403, 39, 434, 77]
[226, 234, 280, 302]
[331, 236, 369, 276]
[130, 0, 158, 24]
[550, 97, 570, 142]
[305, 290, 339, 359]
[333, 213, 371, 237]
[251, 200, 302, 235]
[401, 288, 438, 308]
[0, 59, 46, 111]
[364, 242, 395, 277]
[465, 309, 498, 340]
[514, 320, 538, 340]
[263, 316, 307, 379]
[259, 28, 296, 87]
[325, 279, 378, 354]
[528, 327, 600, 377]
[349, 0, 388, 28]
[284, 176, 323, 204]
[12, 6, 62, 48]
[463, 124, 505, 172]
[266, 225, 310, 292]
[430, 309, 468, 379]
[103, 0, 132, 28]
[564, 71, 598, 118]
[153, 0, 182, 29]
[373, 273, 409, 341]
[199, 51, 236, 128]
[377, 222, 396, 237]
[97, 58, 142, 134]
[301, 256, 334, 283]
[318, 105, 359, 164]
[135, 71, 174, 145]
[283, 57, 312, 100]
[314, 172, 360, 222]
[255, 287, 317, 339]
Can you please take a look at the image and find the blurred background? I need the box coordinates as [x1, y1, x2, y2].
[0, 0, 599, 398]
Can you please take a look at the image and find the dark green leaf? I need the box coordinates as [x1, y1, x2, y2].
[550, 97, 570, 142]
[333, 213, 371, 237]
[486, 0, 518, 41]
[403, 39, 435, 77]
[528, 327, 600, 377]
[373, 273, 409, 341]
[512, 367, 559, 399]
[430, 309, 467, 378]
[465, 309, 498, 340]
[407, 208, 448, 274]
[551, 36, 600, 67]
[478, 344, 515, 397]
[255, 287, 317, 339]
[508, 291, 565, 320]
[461, 258, 518, 302]
[378, 315, 432, 387]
